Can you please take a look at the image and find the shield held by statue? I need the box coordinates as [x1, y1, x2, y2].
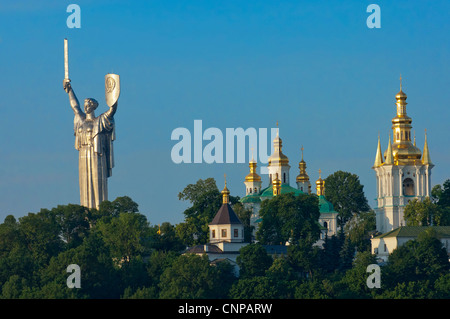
[105, 73, 120, 107]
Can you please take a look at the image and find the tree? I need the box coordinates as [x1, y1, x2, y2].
[265, 257, 299, 298]
[178, 178, 239, 245]
[404, 197, 441, 226]
[95, 196, 140, 222]
[433, 273, 450, 299]
[229, 276, 280, 299]
[379, 280, 434, 299]
[150, 222, 185, 252]
[174, 221, 198, 247]
[96, 212, 152, 264]
[344, 210, 376, 252]
[338, 251, 378, 298]
[0, 215, 36, 286]
[317, 234, 344, 273]
[324, 171, 370, 227]
[256, 193, 321, 245]
[294, 278, 333, 299]
[145, 250, 180, 297]
[37, 232, 120, 299]
[18, 209, 64, 268]
[431, 179, 450, 225]
[178, 178, 218, 203]
[383, 229, 450, 288]
[52, 204, 90, 249]
[236, 243, 273, 278]
[158, 254, 229, 299]
[1, 275, 33, 299]
[432, 179, 450, 208]
[232, 202, 254, 243]
[287, 240, 320, 279]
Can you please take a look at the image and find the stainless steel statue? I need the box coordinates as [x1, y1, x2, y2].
[62, 38, 120, 209]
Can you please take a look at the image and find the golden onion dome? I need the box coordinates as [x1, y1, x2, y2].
[315, 170, 325, 196]
[385, 82, 423, 165]
[245, 160, 261, 182]
[268, 129, 289, 166]
[221, 174, 230, 204]
[395, 90, 407, 99]
[296, 161, 309, 182]
[296, 146, 309, 182]
[385, 142, 422, 163]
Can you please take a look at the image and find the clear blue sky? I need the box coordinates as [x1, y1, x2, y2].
[0, 0, 449, 225]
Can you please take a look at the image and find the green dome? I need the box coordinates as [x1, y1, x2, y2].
[318, 195, 338, 214]
[240, 193, 262, 203]
[260, 184, 306, 199]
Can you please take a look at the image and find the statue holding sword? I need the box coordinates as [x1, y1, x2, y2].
[62, 38, 120, 210]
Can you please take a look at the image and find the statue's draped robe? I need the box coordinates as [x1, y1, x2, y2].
[74, 112, 115, 209]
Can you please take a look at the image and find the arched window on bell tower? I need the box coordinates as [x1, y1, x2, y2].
[403, 178, 415, 196]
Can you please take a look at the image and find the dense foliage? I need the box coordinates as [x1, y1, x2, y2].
[0, 178, 449, 299]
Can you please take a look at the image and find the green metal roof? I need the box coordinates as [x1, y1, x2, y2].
[373, 226, 450, 239]
[240, 193, 262, 203]
[318, 195, 338, 214]
[259, 184, 306, 198]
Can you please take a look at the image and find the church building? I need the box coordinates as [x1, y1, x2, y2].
[372, 81, 434, 234]
[240, 127, 339, 241]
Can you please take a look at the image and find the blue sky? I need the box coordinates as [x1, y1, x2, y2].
[0, 1, 449, 225]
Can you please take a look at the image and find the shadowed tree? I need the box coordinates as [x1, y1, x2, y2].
[256, 193, 320, 245]
[324, 171, 370, 228]
[178, 178, 239, 245]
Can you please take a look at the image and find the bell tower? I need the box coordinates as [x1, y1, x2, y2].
[296, 146, 311, 194]
[372, 78, 434, 233]
[267, 123, 291, 185]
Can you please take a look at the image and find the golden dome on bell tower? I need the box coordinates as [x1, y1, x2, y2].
[272, 173, 281, 196]
[316, 169, 325, 196]
[268, 121, 290, 167]
[296, 146, 310, 183]
[386, 75, 422, 165]
[222, 174, 230, 204]
[245, 148, 261, 183]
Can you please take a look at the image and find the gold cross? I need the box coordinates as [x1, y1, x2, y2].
[318, 169, 322, 178]
[400, 73, 403, 90]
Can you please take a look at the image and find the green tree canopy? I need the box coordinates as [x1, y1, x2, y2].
[324, 171, 370, 227]
[384, 228, 450, 288]
[432, 179, 450, 208]
[96, 212, 152, 264]
[232, 202, 254, 243]
[178, 178, 239, 245]
[344, 210, 376, 252]
[229, 276, 280, 299]
[158, 254, 233, 299]
[236, 243, 273, 278]
[256, 193, 320, 245]
[18, 209, 64, 268]
[431, 179, 450, 225]
[404, 197, 442, 226]
[52, 204, 90, 249]
[150, 222, 185, 252]
[337, 251, 378, 298]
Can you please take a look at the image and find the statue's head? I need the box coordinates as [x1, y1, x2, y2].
[84, 98, 99, 114]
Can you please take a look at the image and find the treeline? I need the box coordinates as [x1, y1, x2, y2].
[0, 176, 449, 299]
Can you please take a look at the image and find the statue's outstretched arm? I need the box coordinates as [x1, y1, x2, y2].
[104, 101, 118, 119]
[63, 79, 83, 116]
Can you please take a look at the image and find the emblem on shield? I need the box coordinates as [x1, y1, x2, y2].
[105, 73, 120, 107]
